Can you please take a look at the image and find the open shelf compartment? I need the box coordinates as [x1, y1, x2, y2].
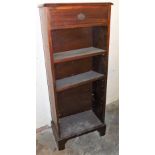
[56, 70, 104, 92]
[59, 110, 104, 139]
[54, 47, 106, 63]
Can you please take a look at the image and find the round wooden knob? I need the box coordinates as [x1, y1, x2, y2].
[77, 13, 86, 20]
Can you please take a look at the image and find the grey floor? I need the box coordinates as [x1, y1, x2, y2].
[36, 101, 119, 155]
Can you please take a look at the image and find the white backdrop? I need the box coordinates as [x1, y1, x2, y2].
[36, 0, 119, 128]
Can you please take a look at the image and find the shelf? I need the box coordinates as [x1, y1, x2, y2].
[59, 110, 104, 139]
[54, 47, 106, 63]
[56, 71, 104, 92]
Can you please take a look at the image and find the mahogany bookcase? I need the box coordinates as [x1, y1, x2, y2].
[39, 3, 113, 150]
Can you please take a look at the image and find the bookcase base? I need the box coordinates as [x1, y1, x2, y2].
[51, 121, 106, 150]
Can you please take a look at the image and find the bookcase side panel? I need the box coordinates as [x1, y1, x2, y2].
[101, 6, 112, 119]
[92, 6, 112, 121]
[39, 8, 59, 133]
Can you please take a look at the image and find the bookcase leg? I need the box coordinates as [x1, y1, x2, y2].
[98, 125, 106, 137]
[57, 139, 67, 150]
[98, 130, 105, 136]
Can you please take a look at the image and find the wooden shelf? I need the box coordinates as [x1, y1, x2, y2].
[56, 71, 104, 92]
[54, 47, 106, 63]
[59, 110, 104, 139]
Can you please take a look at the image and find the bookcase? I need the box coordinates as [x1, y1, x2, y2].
[39, 3, 113, 150]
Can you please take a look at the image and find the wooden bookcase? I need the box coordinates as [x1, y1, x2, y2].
[39, 3, 113, 150]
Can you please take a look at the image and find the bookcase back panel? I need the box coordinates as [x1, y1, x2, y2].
[57, 84, 92, 117]
[51, 26, 108, 54]
[55, 58, 92, 79]
[51, 27, 93, 53]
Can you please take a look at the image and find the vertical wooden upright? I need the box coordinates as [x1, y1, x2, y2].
[39, 3, 113, 150]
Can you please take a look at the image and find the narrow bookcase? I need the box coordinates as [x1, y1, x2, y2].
[39, 3, 113, 150]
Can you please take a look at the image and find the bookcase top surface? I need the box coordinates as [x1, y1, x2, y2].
[39, 3, 113, 8]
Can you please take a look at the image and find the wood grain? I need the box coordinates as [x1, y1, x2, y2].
[39, 8, 59, 133]
[49, 6, 109, 30]
[52, 27, 93, 53]
[55, 58, 92, 79]
[39, 3, 112, 150]
[57, 84, 92, 117]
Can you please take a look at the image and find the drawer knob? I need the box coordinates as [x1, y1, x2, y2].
[77, 13, 86, 20]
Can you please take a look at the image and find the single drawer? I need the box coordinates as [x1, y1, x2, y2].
[49, 6, 109, 29]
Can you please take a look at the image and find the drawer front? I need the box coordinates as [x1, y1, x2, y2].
[49, 6, 109, 29]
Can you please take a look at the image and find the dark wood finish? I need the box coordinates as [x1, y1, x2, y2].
[57, 84, 92, 117]
[39, 3, 112, 150]
[92, 55, 107, 122]
[55, 58, 92, 79]
[39, 7, 60, 133]
[52, 27, 93, 52]
[39, 3, 113, 8]
[48, 5, 109, 30]
[93, 26, 108, 50]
